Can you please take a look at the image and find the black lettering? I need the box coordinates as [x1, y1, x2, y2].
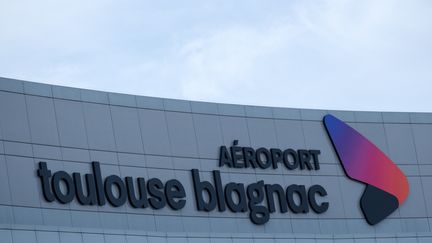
[165, 179, 186, 210]
[92, 162, 105, 206]
[219, 146, 233, 167]
[298, 150, 313, 170]
[242, 147, 258, 168]
[52, 171, 75, 204]
[37, 162, 55, 202]
[125, 177, 148, 208]
[191, 169, 216, 211]
[104, 175, 127, 207]
[213, 170, 226, 211]
[224, 182, 247, 212]
[283, 149, 299, 170]
[147, 178, 166, 209]
[309, 150, 321, 170]
[265, 184, 288, 213]
[256, 148, 272, 169]
[286, 184, 309, 213]
[247, 181, 269, 225]
[308, 185, 329, 213]
[73, 172, 97, 205]
[270, 149, 283, 169]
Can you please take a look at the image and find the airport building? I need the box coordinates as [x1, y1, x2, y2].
[0, 77, 431, 242]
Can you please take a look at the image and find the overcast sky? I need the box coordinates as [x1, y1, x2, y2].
[1, 0, 431, 112]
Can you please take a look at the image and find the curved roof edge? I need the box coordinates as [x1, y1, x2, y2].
[1, 76, 431, 124]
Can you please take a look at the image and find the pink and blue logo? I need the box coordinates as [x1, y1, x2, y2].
[323, 114, 409, 225]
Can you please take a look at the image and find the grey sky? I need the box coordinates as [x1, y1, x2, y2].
[1, 0, 431, 112]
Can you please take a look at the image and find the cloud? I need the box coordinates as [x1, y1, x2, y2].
[0, 0, 431, 111]
[177, 23, 298, 100]
[171, 0, 432, 111]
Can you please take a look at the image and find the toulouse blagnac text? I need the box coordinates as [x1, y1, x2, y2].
[37, 140, 329, 225]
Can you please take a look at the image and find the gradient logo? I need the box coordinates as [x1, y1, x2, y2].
[323, 114, 409, 225]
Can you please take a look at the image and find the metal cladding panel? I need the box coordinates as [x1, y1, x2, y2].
[0, 77, 431, 242]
